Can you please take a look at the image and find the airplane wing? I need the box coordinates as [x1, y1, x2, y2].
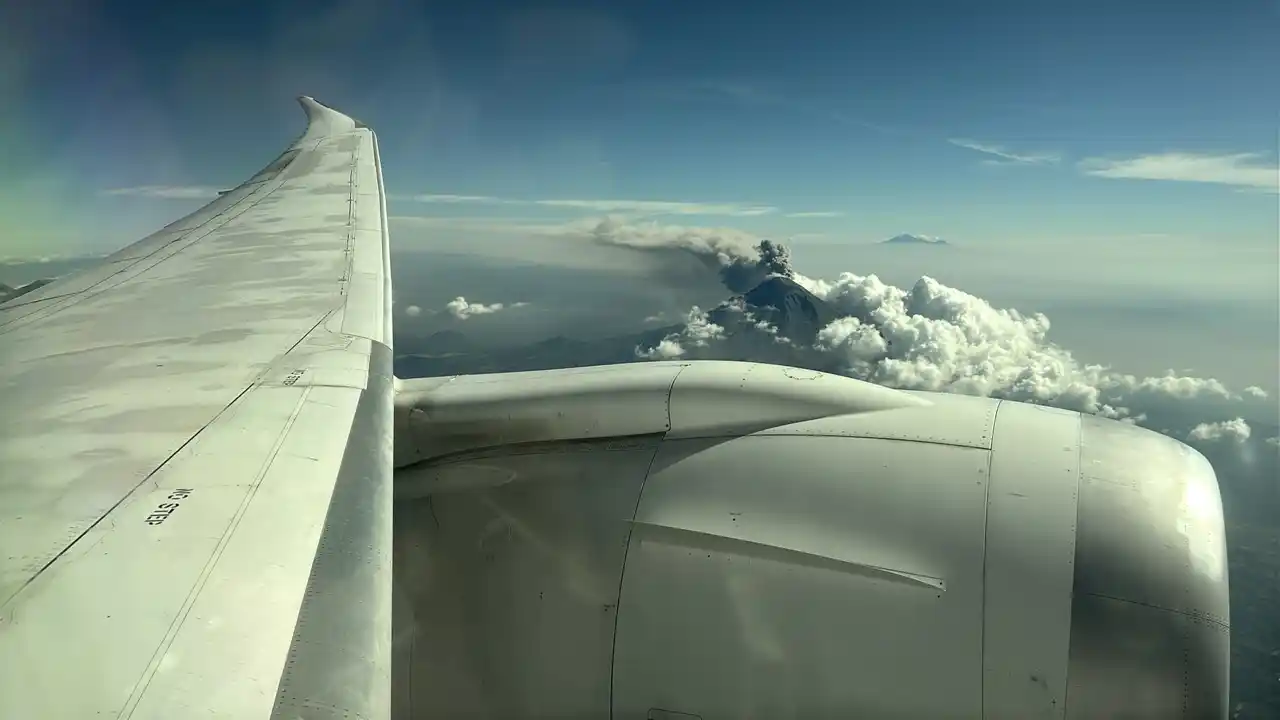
[0, 97, 393, 719]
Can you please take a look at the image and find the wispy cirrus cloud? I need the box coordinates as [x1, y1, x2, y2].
[401, 193, 779, 217]
[784, 211, 844, 218]
[388, 215, 574, 235]
[1078, 151, 1280, 193]
[99, 185, 223, 199]
[408, 193, 501, 203]
[948, 138, 1061, 166]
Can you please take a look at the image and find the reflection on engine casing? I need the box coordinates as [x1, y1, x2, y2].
[391, 362, 1229, 720]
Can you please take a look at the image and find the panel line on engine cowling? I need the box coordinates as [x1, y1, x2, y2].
[626, 519, 947, 591]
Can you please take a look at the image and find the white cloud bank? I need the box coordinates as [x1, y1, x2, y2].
[445, 296, 528, 320]
[790, 272, 1245, 419]
[1078, 152, 1280, 193]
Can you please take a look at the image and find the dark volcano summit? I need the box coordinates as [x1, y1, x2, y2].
[709, 274, 838, 345]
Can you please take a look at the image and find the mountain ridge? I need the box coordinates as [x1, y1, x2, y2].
[880, 233, 949, 246]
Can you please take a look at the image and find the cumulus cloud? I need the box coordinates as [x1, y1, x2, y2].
[1078, 152, 1280, 193]
[445, 296, 527, 320]
[1187, 418, 1252, 445]
[1244, 385, 1268, 399]
[804, 273, 1132, 413]
[636, 306, 725, 359]
[948, 139, 1060, 166]
[636, 337, 686, 360]
[808, 273, 1263, 419]
[404, 305, 423, 317]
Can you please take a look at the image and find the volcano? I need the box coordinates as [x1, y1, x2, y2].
[709, 275, 839, 345]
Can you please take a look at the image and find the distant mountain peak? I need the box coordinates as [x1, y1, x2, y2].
[1, 277, 54, 302]
[422, 329, 473, 354]
[881, 233, 949, 246]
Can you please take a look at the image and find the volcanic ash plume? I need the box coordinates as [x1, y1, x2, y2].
[586, 218, 796, 292]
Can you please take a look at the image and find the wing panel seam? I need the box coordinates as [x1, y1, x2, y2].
[0, 381, 258, 610]
[119, 386, 315, 718]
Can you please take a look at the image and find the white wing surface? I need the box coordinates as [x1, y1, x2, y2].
[0, 97, 393, 719]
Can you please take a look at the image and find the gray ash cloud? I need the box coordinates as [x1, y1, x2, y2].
[585, 218, 795, 293]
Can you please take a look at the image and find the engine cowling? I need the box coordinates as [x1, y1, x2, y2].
[391, 360, 1229, 720]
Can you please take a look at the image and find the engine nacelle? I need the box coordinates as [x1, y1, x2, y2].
[391, 361, 1229, 720]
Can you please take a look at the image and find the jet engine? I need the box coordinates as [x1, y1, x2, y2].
[391, 360, 1229, 720]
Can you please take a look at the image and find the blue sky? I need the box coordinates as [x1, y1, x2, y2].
[2, 0, 1277, 259]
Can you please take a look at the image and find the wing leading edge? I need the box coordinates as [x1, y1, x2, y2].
[0, 97, 393, 718]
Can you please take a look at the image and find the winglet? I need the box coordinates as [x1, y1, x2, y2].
[296, 96, 361, 141]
